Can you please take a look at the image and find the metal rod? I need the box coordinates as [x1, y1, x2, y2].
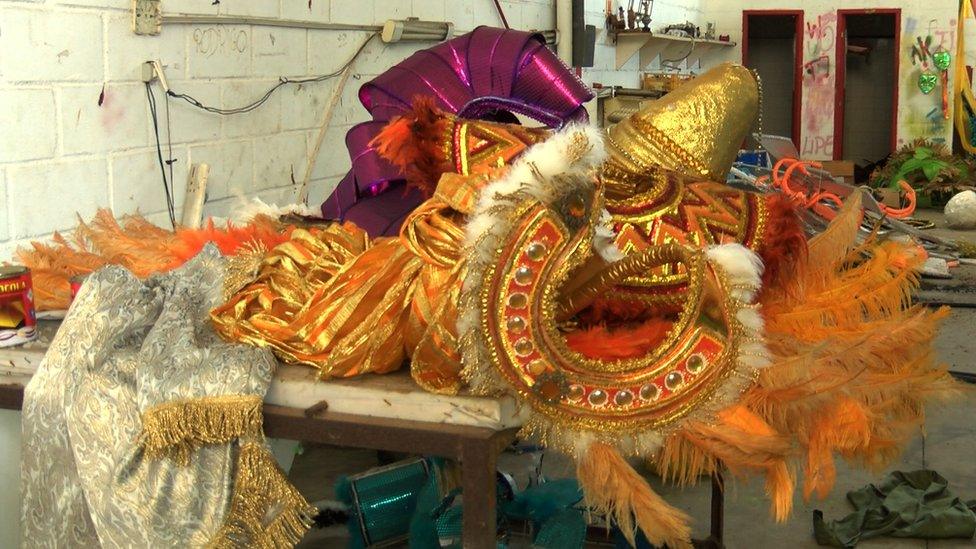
[164, 14, 558, 45]
[163, 14, 383, 32]
[299, 63, 355, 205]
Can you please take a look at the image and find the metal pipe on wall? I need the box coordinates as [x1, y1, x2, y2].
[162, 14, 383, 32]
[162, 14, 557, 45]
[555, 0, 573, 64]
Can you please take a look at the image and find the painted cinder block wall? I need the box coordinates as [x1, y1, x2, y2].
[0, 1, 559, 259]
[0, 0, 715, 259]
[705, 0, 960, 160]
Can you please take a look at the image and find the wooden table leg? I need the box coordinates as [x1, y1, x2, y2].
[709, 470, 725, 548]
[461, 437, 499, 549]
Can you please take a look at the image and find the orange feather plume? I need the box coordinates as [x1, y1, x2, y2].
[166, 215, 294, 267]
[370, 96, 453, 197]
[15, 209, 296, 311]
[578, 441, 692, 549]
[565, 319, 673, 360]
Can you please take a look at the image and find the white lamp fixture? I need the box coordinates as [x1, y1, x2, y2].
[381, 18, 454, 43]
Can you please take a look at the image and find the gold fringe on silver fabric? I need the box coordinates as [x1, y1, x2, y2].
[208, 442, 318, 548]
[139, 395, 264, 465]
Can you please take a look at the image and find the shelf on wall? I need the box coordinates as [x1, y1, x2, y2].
[611, 31, 736, 71]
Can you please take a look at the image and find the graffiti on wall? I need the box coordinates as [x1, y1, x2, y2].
[800, 12, 837, 158]
[899, 17, 956, 145]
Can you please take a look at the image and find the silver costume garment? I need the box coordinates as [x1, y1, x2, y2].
[21, 246, 312, 548]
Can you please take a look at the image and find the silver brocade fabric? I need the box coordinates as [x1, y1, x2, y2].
[21, 246, 277, 548]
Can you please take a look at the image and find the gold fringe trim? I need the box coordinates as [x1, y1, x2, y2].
[139, 395, 264, 465]
[208, 442, 317, 548]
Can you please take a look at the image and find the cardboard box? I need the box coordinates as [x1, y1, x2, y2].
[820, 160, 855, 183]
[877, 187, 902, 208]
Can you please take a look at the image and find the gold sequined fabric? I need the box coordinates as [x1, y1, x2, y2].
[211, 177, 483, 393]
[210, 115, 543, 393]
[607, 170, 768, 303]
[601, 64, 765, 302]
[21, 247, 313, 547]
[444, 116, 550, 176]
[605, 63, 758, 184]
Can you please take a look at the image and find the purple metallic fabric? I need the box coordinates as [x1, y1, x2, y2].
[321, 26, 593, 237]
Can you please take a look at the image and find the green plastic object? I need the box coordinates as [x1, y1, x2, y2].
[933, 49, 952, 71]
[343, 458, 433, 547]
[533, 508, 587, 548]
[919, 72, 939, 94]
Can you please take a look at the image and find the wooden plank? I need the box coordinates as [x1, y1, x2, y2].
[180, 163, 209, 229]
[268, 364, 528, 430]
[3, 321, 528, 430]
[615, 33, 648, 69]
[2, 384, 520, 457]
[638, 39, 671, 69]
[264, 404, 517, 457]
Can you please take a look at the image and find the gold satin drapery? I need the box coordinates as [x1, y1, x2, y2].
[211, 175, 488, 393]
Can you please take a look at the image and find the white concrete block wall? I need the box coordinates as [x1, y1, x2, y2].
[0, 0, 558, 259]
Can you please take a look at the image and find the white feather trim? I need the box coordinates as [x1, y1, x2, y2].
[706, 243, 764, 302]
[594, 209, 624, 263]
[229, 196, 319, 224]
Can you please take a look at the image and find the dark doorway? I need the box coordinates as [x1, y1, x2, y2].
[743, 11, 804, 149]
[835, 10, 900, 162]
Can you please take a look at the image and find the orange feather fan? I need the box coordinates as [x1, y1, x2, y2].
[632, 193, 957, 528]
[736, 193, 953, 513]
[15, 209, 295, 311]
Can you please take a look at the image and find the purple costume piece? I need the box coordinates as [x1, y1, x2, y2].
[321, 26, 593, 237]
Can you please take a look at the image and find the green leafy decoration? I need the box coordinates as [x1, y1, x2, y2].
[872, 139, 975, 195]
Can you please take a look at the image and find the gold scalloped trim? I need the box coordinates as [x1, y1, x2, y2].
[207, 442, 317, 548]
[139, 395, 263, 465]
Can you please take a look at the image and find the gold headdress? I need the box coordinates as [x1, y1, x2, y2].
[600, 64, 768, 305]
[604, 62, 759, 190]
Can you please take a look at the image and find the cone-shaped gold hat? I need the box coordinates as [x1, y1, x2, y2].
[604, 63, 758, 187]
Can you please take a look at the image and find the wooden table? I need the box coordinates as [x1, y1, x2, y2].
[0, 321, 524, 548]
[1, 322, 726, 548]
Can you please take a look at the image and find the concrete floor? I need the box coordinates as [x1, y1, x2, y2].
[289, 209, 976, 548]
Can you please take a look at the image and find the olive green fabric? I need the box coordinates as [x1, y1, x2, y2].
[814, 470, 976, 547]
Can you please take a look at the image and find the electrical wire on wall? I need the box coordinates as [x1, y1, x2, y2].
[146, 82, 178, 229]
[167, 33, 376, 115]
[660, 36, 696, 72]
[492, 0, 511, 29]
[144, 32, 378, 229]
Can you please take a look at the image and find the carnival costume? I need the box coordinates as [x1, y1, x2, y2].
[17, 28, 956, 548]
[209, 62, 954, 547]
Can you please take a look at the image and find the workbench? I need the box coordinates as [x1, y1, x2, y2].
[0, 321, 726, 548]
